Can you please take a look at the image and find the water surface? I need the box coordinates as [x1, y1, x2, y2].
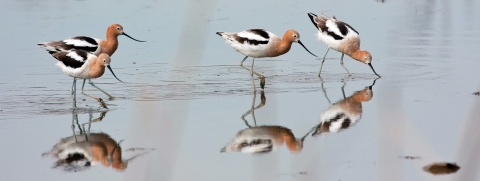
[1, 0, 480, 180]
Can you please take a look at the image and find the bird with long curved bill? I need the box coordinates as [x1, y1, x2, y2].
[48, 49, 123, 109]
[308, 12, 380, 77]
[216, 29, 317, 91]
[38, 24, 144, 101]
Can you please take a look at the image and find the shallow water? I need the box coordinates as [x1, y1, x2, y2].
[1, 0, 480, 180]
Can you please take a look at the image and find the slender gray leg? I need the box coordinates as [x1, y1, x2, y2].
[251, 92, 257, 127]
[87, 112, 92, 134]
[81, 79, 108, 109]
[340, 54, 352, 76]
[251, 92, 266, 126]
[85, 79, 114, 99]
[318, 48, 331, 77]
[250, 58, 257, 92]
[70, 78, 76, 94]
[240, 56, 248, 66]
[250, 58, 255, 76]
[241, 92, 256, 128]
[74, 112, 82, 135]
[321, 82, 331, 104]
[71, 78, 77, 109]
[240, 63, 266, 92]
[341, 81, 347, 99]
[71, 111, 78, 143]
[241, 92, 266, 128]
[81, 112, 93, 141]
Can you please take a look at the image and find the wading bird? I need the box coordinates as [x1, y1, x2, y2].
[38, 24, 145, 99]
[307, 13, 380, 77]
[48, 49, 122, 108]
[216, 29, 317, 91]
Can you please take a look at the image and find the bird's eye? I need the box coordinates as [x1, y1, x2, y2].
[293, 34, 297, 38]
[103, 59, 107, 63]
[116, 27, 120, 30]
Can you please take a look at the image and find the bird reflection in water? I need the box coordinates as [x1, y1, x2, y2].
[221, 93, 314, 154]
[312, 79, 377, 135]
[41, 111, 148, 172]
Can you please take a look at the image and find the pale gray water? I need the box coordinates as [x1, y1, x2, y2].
[1, 0, 480, 180]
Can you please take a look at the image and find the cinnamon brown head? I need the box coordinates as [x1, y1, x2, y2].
[107, 24, 145, 42]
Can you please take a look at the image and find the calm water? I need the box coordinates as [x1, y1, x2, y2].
[1, 0, 480, 180]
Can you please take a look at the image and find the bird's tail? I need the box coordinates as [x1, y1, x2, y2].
[38, 42, 61, 54]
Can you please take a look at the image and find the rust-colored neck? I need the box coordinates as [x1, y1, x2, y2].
[282, 130, 301, 152]
[111, 145, 123, 162]
[338, 88, 372, 114]
[88, 60, 106, 78]
[89, 142, 109, 166]
[350, 88, 372, 102]
[102, 29, 119, 56]
[110, 144, 125, 170]
[267, 35, 292, 57]
[349, 50, 366, 63]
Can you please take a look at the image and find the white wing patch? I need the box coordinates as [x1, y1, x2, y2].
[237, 31, 269, 42]
[326, 19, 345, 38]
[66, 51, 86, 62]
[64, 38, 97, 47]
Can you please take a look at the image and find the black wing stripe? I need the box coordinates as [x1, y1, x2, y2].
[51, 50, 87, 69]
[71, 36, 99, 46]
[337, 22, 349, 36]
[327, 31, 344, 40]
[72, 46, 98, 53]
[60, 55, 85, 68]
[233, 36, 269, 45]
[344, 23, 359, 35]
[247, 29, 270, 39]
[64, 36, 98, 52]
[73, 49, 88, 61]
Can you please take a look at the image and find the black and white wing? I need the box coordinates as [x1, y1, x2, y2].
[50, 49, 93, 68]
[39, 36, 100, 54]
[308, 12, 359, 40]
[235, 29, 270, 45]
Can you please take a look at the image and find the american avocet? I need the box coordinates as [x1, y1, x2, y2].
[221, 126, 307, 153]
[38, 24, 145, 56]
[49, 49, 122, 109]
[312, 79, 376, 135]
[216, 29, 317, 91]
[221, 93, 314, 154]
[38, 24, 144, 98]
[307, 13, 380, 77]
[43, 133, 127, 171]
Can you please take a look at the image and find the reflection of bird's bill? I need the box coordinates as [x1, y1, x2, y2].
[311, 123, 328, 136]
[121, 32, 146, 42]
[123, 148, 156, 163]
[107, 65, 123, 82]
[298, 40, 317, 57]
[368, 77, 380, 90]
